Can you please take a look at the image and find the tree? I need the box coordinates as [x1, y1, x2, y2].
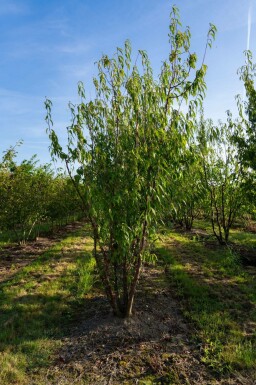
[45, 175, 83, 228]
[198, 115, 246, 244]
[167, 145, 205, 230]
[0, 144, 54, 244]
[236, 51, 256, 172]
[234, 51, 256, 205]
[46, 6, 216, 317]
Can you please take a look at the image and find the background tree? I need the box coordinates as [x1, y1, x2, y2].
[198, 115, 247, 244]
[167, 144, 205, 230]
[45, 175, 84, 229]
[234, 51, 256, 210]
[0, 150, 53, 244]
[236, 51, 256, 171]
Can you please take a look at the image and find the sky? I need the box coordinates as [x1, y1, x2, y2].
[0, 0, 255, 165]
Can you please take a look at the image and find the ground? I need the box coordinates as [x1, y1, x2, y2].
[0, 222, 83, 283]
[47, 267, 215, 385]
[0, 220, 255, 384]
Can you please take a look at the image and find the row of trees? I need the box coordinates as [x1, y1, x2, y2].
[168, 50, 256, 243]
[0, 143, 82, 244]
[168, 113, 254, 244]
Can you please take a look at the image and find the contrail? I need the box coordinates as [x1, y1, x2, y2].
[247, 2, 252, 50]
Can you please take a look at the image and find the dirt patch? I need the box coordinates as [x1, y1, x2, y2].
[0, 221, 86, 283]
[41, 267, 250, 385]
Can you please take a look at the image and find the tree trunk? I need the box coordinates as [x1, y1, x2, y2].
[125, 255, 142, 317]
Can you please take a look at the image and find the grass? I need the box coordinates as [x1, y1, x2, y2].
[193, 217, 256, 248]
[0, 229, 16, 247]
[0, 224, 95, 385]
[0, 218, 255, 384]
[0, 214, 84, 247]
[229, 228, 256, 248]
[156, 224, 256, 375]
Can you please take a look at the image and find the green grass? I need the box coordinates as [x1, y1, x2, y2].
[229, 228, 256, 248]
[156, 224, 256, 374]
[0, 229, 16, 247]
[0, 223, 56, 246]
[1, 218, 255, 383]
[193, 217, 256, 248]
[0, 225, 95, 385]
[0, 214, 84, 247]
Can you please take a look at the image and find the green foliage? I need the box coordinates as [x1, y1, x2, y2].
[46, 6, 216, 317]
[236, 50, 256, 172]
[232, 51, 256, 210]
[197, 115, 247, 244]
[0, 148, 53, 244]
[0, 144, 83, 244]
[166, 143, 206, 230]
[44, 175, 82, 225]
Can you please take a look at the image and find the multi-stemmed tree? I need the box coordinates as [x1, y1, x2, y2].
[198, 115, 247, 244]
[46, 6, 216, 317]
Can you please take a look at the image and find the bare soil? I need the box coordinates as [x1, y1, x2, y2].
[41, 267, 253, 385]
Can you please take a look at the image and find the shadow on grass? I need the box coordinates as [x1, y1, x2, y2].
[0, 226, 95, 385]
[156, 243, 256, 373]
[0, 222, 92, 285]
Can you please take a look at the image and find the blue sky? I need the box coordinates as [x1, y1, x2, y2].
[0, 0, 254, 164]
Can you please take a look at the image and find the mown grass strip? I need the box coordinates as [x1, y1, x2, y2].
[156, 229, 256, 375]
[0, 225, 95, 385]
